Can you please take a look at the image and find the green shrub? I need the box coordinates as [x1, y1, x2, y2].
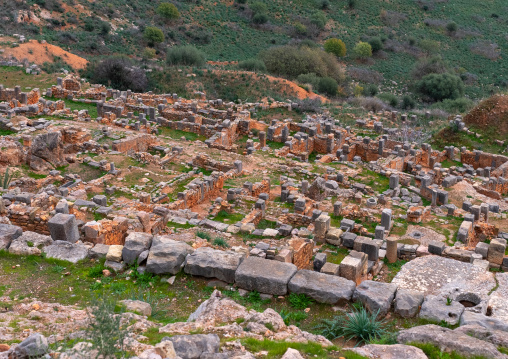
[84, 57, 148, 92]
[142, 47, 156, 59]
[297, 73, 320, 88]
[288, 293, 314, 309]
[401, 95, 416, 109]
[250, 1, 267, 14]
[252, 13, 269, 24]
[324, 38, 347, 57]
[317, 76, 338, 96]
[88, 263, 106, 278]
[310, 12, 327, 29]
[166, 45, 206, 66]
[446, 21, 458, 33]
[431, 98, 473, 113]
[157, 2, 180, 20]
[144, 26, 165, 45]
[261, 45, 345, 82]
[353, 41, 373, 59]
[364, 84, 379, 96]
[416, 73, 464, 101]
[378, 93, 398, 107]
[316, 307, 386, 344]
[368, 37, 383, 53]
[411, 56, 448, 80]
[294, 22, 307, 35]
[317, 0, 329, 10]
[0, 167, 13, 190]
[348, 0, 356, 9]
[238, 59, 267, 72]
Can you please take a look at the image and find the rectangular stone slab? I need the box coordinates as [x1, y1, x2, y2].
[288, 269, 356, 304]
[184, 247, 245, 283]
[234, 256, 297, 295]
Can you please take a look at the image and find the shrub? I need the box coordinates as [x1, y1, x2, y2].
[353, 41, 373, 59]
[294, 98, 322, 113]
[252, 13, 268, 24]
[316, 307, 386, 344]
[261, 45, 345, 82]
[368, 37, 383, 53]
[317, 0, 329, 9]
[288, 293, 314, 309]
[446, 21, 457, 33]
[317, 77, 338, 96]
[166, 45, 206, 66]
[354, 85, 364, 97]
[364, 84, 378, 96]
[401, 95, 416, 109]
[348, 0, 356, 9]
[238, 59, 266, 72]
[324, 38, 346, 57]
[85, 57, 148, 92]
[431, 98, 473, 113]
[144, 26, 165, 45]
[142, 47, 156, 59]
[419, 39, 440, 55]
[294, 22, 307, 35]
[297, 73, 320, 88]
[250, 1, 267, 14]
[85, 296, 128, 357]
[411, 56, 448, 80]
[310, 12, 327, 29]
[416, 73, 464, 101]
[157, 2, 180, 20]
[378, 93, 398, 107]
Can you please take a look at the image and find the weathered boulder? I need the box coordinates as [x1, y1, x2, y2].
[89, 244, 110, 259]
[120, 300, 152, 316]
[235, 256, 297, 295]
[163, 334, 220, 359]
[288, 269, 355, 304]
[146, 236, 194, 275]
[184, 247, 245, 283]
[455, 324, 508, 348]
[8, 333, 48, 359]
[122, 232, 153, 265]
[44, 240, 89, 263]
[0, 223, 22, 250]
[281, 348, 304, 359]
[351, 344, 428, 359]
[352, 280, 397, 316]
[459, 311, 508, 332]
[30, 131, 66, 171]
[398, 324, 508, 359]
[419, 295, 464, 325]
[8, 231, 53, 256]
[106, 245, 124, 263]
[394, 289, 424, 318]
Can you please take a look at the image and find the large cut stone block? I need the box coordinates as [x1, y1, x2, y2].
[394, 288, 424, 318]
[184, 247, 245, 283]
[234, 256, 297, 295]
[353, 280, 397, 316]
[47, 213, 79, 243]
[146, 236, 194, 274]
[487, 238, 506, 265]
[122, 232, 153, 265]
[288, 269, 355, 304]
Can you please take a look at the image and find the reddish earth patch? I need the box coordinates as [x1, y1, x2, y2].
[1, 40, 88, 70]
[464, 94, 508, 137]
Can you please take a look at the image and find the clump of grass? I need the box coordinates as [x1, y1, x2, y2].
[196, 231, 211, 241]
[212, 237, 229, 248]
[288, 293, 314, 309]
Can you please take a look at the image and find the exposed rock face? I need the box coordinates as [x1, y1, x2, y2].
[419, 295, 464, 325]
[6, 333, 48, 359]
[29, 131, 66, 171]
[398, 324, 508, 359]
[351, 344, 428, 359]
[120, 300, 152, 316]
[164, 334, 220, 359]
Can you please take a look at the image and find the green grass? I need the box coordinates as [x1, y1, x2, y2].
[47, 97, 99, 118]
[0, 128, 16, 136]
[212, 210, 244, 223]
[167, 221, 195, 229]
[27, 172, 47, 179]
[159, 127, 207, 142]
[241, 338, 340, 359]
[409, 343, 492, 359]
[383, 258, 408, 282]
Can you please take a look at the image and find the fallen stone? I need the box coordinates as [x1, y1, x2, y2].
[164, 334, 220, 359]
[419, 295, 464, 326]
[122, 232, 153, 265]
[106, 245, 124, 263]
[352, 280, 397, 316]
[0, 223, 22, 250]
[184, 247, 245, 283]
[146, 236, 194, 275]
[351, 344, 428, 359]
[394, 289, 424, 318]
[44, 240, 89, 263]
[288, 269, 355, 304]
[120, 300, 152, 316]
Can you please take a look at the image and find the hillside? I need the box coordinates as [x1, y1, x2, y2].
[464, 94, 508, 137]
[1, 0, 506, 101]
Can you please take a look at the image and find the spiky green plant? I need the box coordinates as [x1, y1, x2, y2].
[1, 167, 13, 189]
[315, 307, 386, 345]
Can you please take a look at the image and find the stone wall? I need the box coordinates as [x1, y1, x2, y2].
[112, 134, 157, 153]
[7, 204, 50, 235]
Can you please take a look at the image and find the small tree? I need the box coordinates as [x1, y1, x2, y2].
[157, 2, 180, 20]
[144, 26, 165, 46]
[317, 77, 338, 96]
[446, 21, 458, 34]
[324, 38, 347, 57]
[310, 12, 327, 30]
[416, 73, 464, 101]
[368, 37, 383, 53]
[353, 41, 372, 59]
[166, 45, 206, 66]
[252, 13, 268, 24]
[142, 47, 156, 60]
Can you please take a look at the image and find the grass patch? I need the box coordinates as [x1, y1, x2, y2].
[241, 338, 339, 359]
[159, 127, 207, 142]
[383, 258, 408, 282]
[212, 210, 244, 223]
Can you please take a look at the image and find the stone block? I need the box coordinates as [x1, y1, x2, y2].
[146, 236, 194, 275]
[106, 245, 123, 263]
[320, 262, 340, 275]
[353, 280, 397, 316]
[475, 242, 489, 259]
[122, 232, 153, 265]
[428, 241, 446, 256]
[47, 213, 79, 243]
[184, 247, 245, 283]
[487, 238, 506, 265]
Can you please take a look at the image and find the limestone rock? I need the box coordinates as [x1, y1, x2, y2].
[353, 280, 397, 316]
[120, 300, 152, 316]
[106, 245, 124, 263]
[394, 289, 424, 318]
[288, 269, 355, 304]
[0, 223, 22, 250]
[44, 240, 89, 263]
[146, 236, 194, 275]
[419, 295, 464, 325]
[8, 231, 53, 256]
[281, 348, 304, 359]
[122, 232, 153, 265]
[351, 344, 428, 359]
[164, 334, 220, 359]
[184, 247, 245, 284]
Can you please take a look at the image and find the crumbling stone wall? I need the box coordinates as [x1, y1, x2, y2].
[7, 204, 50, 235]
[112, 134, 157, 153]
[461, 150, 508, 170]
